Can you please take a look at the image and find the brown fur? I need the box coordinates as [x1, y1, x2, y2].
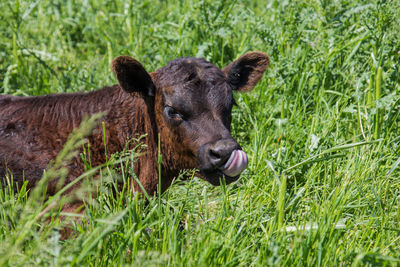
[0, 52, 269, 197]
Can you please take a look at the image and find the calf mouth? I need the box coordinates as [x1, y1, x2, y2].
[198, 149, 248, 186]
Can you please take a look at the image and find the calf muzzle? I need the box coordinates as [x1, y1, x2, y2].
[197, 138, 248, 185]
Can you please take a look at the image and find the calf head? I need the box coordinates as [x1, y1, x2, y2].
[112, 52, 269, 186]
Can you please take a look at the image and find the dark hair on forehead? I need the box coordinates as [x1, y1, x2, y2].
[157, 57, 226, 86]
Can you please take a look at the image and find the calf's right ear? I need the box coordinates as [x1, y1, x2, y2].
[111, 56, 155, 96]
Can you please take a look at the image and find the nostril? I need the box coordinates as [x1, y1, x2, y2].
[209, 149, 221, 160]
[208, 146, 233, 168]
[202, 139, 239, 168]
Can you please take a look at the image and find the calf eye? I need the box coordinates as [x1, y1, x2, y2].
[164, 106, 183, 120]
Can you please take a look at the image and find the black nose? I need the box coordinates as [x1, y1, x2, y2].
[206, 139, 239, 168]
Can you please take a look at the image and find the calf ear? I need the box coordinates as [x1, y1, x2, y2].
[111, 56, 155, 96]
[222, 51, 269, 92]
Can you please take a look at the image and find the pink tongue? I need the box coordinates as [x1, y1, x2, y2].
[220, 150, 248, 177]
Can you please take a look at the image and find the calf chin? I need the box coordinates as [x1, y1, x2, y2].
[197, 170, 240, 186]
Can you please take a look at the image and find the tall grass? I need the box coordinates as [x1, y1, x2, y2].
[1, 0, 400, 266]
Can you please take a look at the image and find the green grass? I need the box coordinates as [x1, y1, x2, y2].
[1, 0, 400, 266]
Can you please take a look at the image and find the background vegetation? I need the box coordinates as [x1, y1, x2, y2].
[1, 0, 400, 265]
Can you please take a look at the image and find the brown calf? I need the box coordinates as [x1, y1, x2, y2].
[0, 51, 269, 196]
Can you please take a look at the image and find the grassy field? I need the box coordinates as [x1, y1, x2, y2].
[1, 0, 400, 266]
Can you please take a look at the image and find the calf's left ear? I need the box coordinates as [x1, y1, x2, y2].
[111, 56, 155, 96]
[222, 51, 269, 92]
